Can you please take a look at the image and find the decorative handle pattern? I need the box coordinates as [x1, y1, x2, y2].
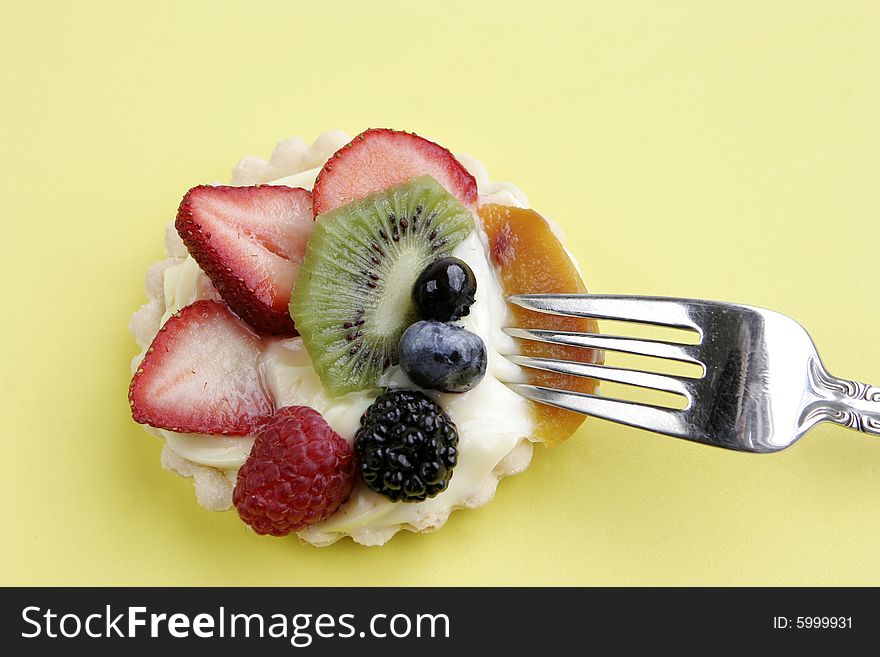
[811, 362, 880, 435]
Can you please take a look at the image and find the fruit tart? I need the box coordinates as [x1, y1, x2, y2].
[129, 129, 602, 546]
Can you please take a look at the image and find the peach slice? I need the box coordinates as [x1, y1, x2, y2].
[479, 204, 603, 446]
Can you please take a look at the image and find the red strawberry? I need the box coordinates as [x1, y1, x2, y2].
[312, 128, 478, 216]
[233, 406, 357, 536]
[129, 300, 274, 435]
[175, 185, 314, 336]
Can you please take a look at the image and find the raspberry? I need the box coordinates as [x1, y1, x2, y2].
[354, 390, 459, 502]
[233, 406, 356, 536]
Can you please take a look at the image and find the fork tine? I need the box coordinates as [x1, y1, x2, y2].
[503, 327, 703, 365]
[507, 294, 702, 332]
[506, 355, 693, 397]
[506, 383, 690, 437]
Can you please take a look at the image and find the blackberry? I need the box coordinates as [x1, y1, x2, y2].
[354, 389, 459, 502]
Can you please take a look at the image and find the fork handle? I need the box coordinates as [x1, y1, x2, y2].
[813, 366, 880, 436]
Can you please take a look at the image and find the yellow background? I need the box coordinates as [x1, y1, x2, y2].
[2, 1, 878, 586]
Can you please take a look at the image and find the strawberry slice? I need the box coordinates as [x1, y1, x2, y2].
[129, 300, 274, 435]
[176, 185, 314, 335]
[312, 128, 478, 216]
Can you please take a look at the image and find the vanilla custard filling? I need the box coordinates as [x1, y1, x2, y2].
[157, 167, 535, 537]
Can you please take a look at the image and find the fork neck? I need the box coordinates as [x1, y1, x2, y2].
[809, 361, 880, 436]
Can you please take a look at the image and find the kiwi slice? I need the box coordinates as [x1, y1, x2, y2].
[290, 175, 475, 396]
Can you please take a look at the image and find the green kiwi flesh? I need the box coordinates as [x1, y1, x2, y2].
[290, 176, 475, 396]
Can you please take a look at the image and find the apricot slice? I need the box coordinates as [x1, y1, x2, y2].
[479, 204, 602, 446]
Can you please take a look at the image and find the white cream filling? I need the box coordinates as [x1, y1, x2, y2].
[158, 167, 535, 539]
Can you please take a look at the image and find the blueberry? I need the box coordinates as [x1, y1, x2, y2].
[398, 320, 487, 393]
[412, 257, 477, 321]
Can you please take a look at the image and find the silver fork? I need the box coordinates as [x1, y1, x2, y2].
[504, 294, 880, 452]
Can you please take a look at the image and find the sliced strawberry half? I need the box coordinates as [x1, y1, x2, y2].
[176, 185, 314, 336]
[129, 300, 274, 435]
[312, 128, 478, 216]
